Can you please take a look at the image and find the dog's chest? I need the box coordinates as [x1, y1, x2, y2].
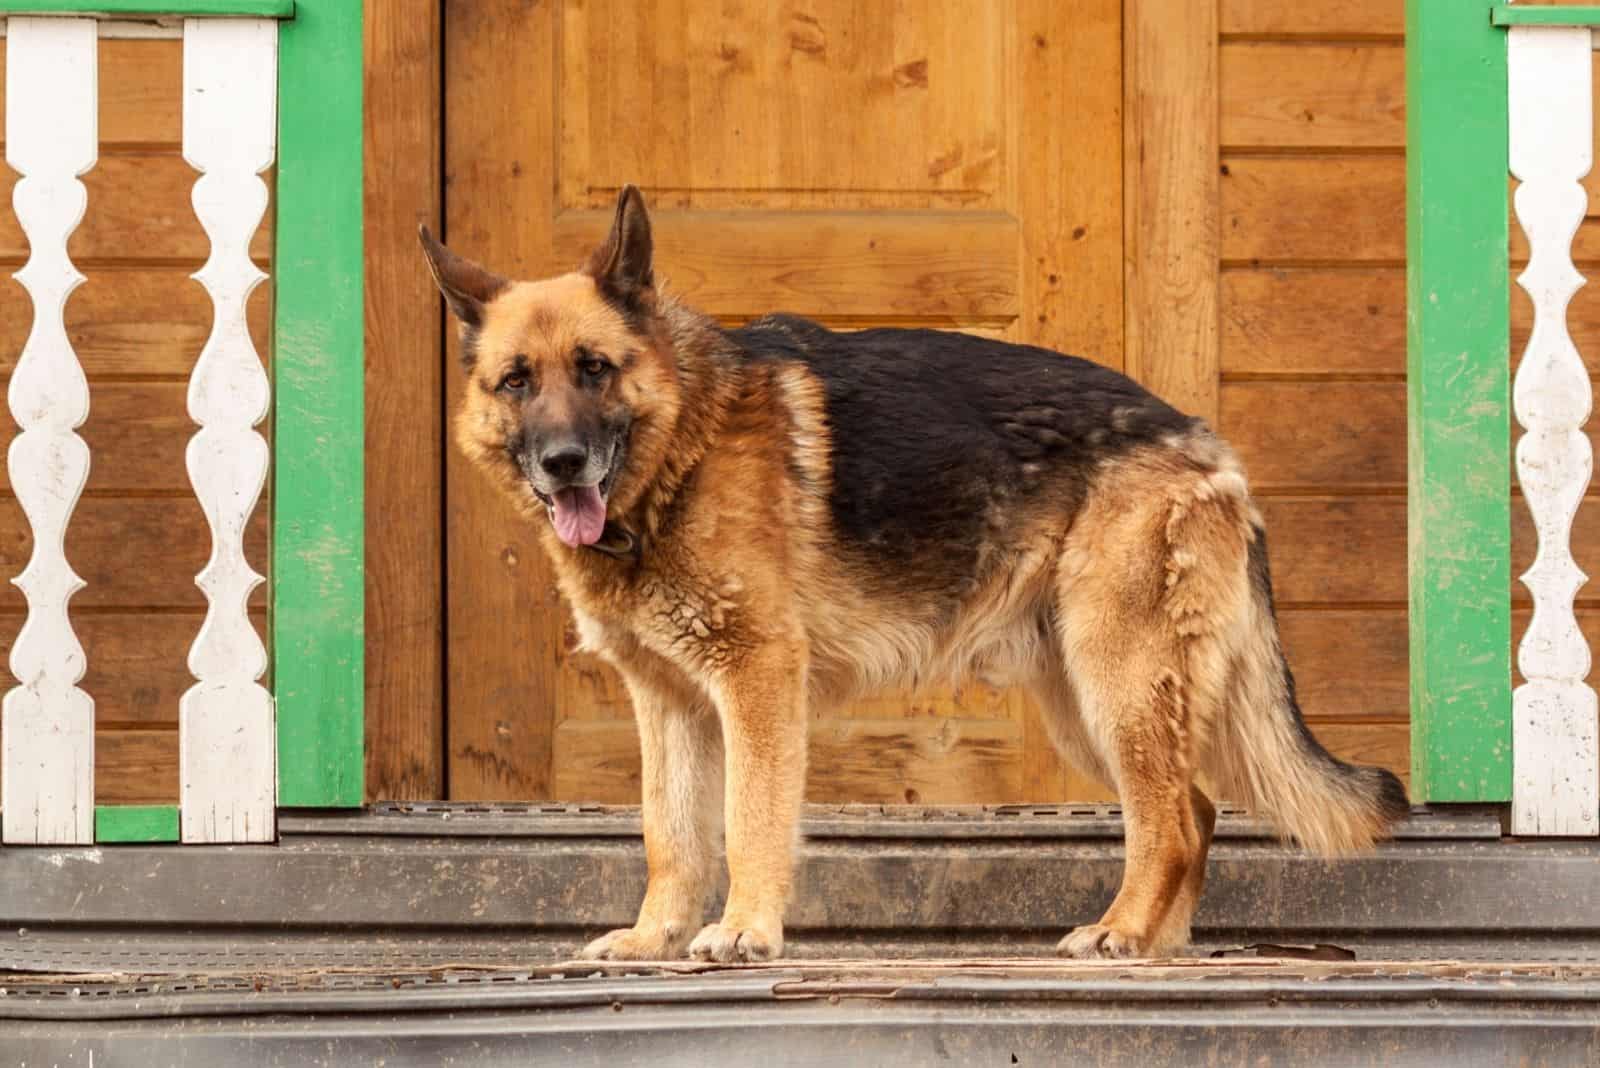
[563, 554, 750, 672]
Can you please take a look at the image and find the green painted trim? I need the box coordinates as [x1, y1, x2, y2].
[0, 0, 292, 15]
[1493, 5, 1600, 27]
[272, 0, 364, 807]
[95, 805, 179, 843]
[1406, 0, 1512, 803]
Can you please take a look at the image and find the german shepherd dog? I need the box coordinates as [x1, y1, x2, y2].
[419, 186, 1409, 963]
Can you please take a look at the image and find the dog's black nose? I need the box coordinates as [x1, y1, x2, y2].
[539, 445, 587, 482]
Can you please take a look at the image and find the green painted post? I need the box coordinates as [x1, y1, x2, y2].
[95, 805, 180, 843]
[272, 0, 364, 807]
[1406, 0, 1512, 802]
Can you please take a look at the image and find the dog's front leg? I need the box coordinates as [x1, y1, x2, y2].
[689, 640, 808, 963]
[579, 668, 723, 961]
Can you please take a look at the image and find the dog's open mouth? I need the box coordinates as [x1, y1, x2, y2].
[550, 484, 607, 548]
[534, 444, 626, 550]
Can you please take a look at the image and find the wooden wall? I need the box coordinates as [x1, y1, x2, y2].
[1215, 1, 1412, 782]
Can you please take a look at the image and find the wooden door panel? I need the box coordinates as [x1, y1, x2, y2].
[549, 210, 1020, 325]
[559, 0, 1007, 212]
[445, 0, 1122, 802]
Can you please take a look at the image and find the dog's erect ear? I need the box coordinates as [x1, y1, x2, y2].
[418, 224, 508, 330]
[585, 184, 654, 307]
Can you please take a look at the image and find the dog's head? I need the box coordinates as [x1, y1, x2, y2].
[420, 186, 678, 547]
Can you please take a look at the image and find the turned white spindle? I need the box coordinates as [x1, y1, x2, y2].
[2, 17, 98, 845]
[1509, 25, 1600, 836]
[178, 18, 278, 843]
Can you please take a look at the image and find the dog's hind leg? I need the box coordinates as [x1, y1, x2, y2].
[1050, 462, 1247, 959]
[579, 663, 724, 961]
[1026, 668, 1115, 793]
[1053, 652, 1207, 959]
[1147, 784, 1217, 952]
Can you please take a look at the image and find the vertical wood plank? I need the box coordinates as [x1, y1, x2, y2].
[1507, 25, 1598, 835]
[1123, 0, 1219, 422]
[1406, 0, 1512, 802]
[273, 0, 365, 807]
[443, 0, 563, 800]
[1017, 0, 1122, 367]
[1015, 0, 1123, 801]
[179, 16, 276, 843]
[362, 0, 443, 800]
[2, 16, 96, 844]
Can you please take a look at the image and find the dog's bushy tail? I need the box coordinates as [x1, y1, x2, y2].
[1210, 525, 1410, 856]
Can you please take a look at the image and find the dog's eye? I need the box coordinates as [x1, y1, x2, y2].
[577, 354, 610, 381]
[498, 372, 528, 393]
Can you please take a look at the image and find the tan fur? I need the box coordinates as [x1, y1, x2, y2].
[426, 201, 1403, 964]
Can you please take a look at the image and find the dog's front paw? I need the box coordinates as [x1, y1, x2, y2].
[577, 924, 690, 961]
[687, 919, 783, 963]
[1057, 923, 1148, 960]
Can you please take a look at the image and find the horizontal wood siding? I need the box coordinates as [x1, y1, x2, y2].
[1219, 1, 1412, 786]
[1218, 0, 1600, 788]
[0, 36, 271, 806]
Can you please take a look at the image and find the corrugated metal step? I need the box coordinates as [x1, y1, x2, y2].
[8, 803, 1595, 974]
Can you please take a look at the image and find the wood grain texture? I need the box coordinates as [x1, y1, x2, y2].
[1279, 609, 1408, 722]
[1221, 268, 1405, 375]
[1256, 497, 1408, 604]
[0, 269, 270, 378]
[1222, 156, 1404, 263]
[1221, 382, 1407, 487]
[1015, 0, 1123, 364]
[1124, 0, 1218, 421]
[95, 728, 177, 805]
[1223, 156, 1600, 265]
[549, 210, 1020, 325]
[0, 155, 271, 262]
[1015, 0, 1123, 800]
[1242, 495, 1600, 611]
[546, 716, 1409, 805]
[552, 717, 1024, 805]
[362, 0, 443, 801]
[1220, 0, 1403, 38]
[1221, 42, 1403, 148]
[0, 383, 208, 492]
[0, 38, 182, 149]
[1, 611, 265, 726]
[444, 0, 563, 800]
[560, 0, 1007, 212]
[1223, 265, 1600, 376]
[0, 498, 267, 610]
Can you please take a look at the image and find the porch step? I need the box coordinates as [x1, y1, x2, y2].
[4, 803, 1596, 972]
[5, 959, 1600, 1066]
[6, 806, 1600, 1064]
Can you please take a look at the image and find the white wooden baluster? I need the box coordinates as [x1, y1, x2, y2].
[1510, 25, 1600, 836]
[179, 18, 277, 843]
[2, 18, 98, 845]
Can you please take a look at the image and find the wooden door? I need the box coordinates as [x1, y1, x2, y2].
[442, 0, 1123, 803]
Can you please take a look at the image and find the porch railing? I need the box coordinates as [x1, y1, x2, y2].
[0, 1, 362, 845]
[1410, 1, 1600, 834]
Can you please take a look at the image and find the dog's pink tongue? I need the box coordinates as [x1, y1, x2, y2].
[552, 485, 607, 547]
